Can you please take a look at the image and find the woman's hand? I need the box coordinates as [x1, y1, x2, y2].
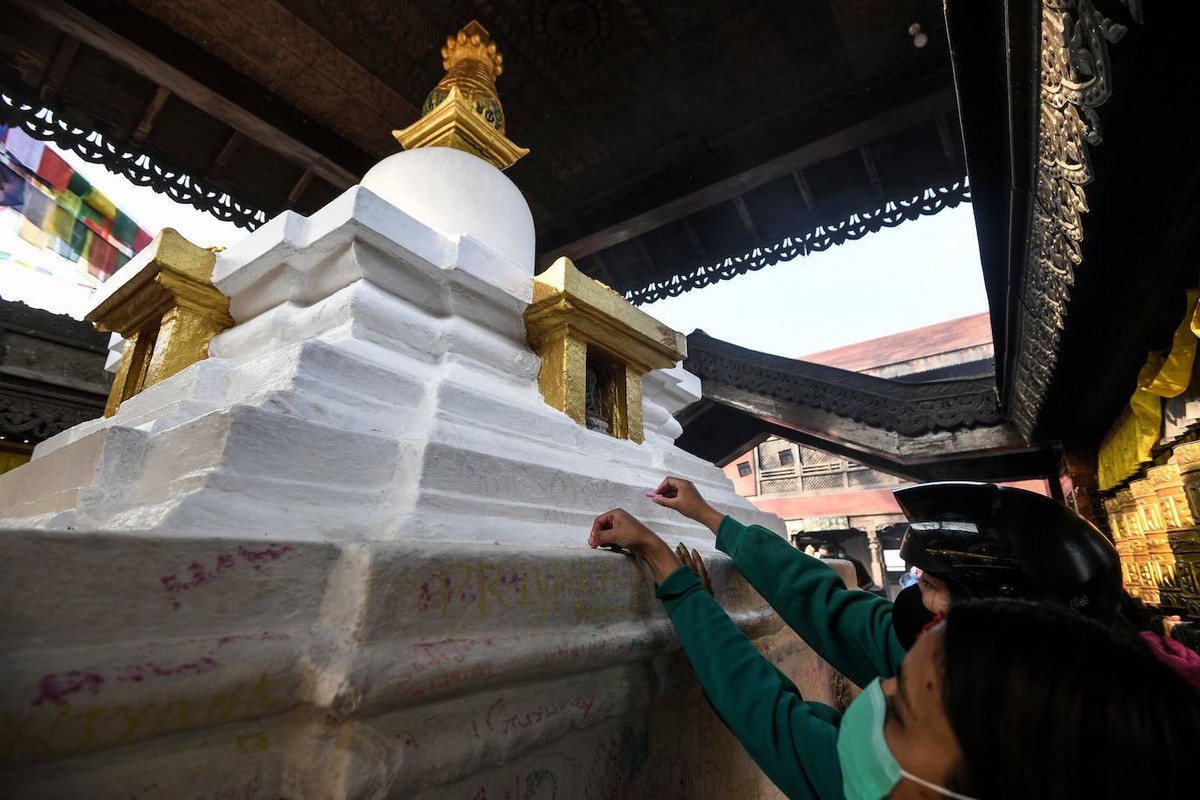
[590, 508, 681, 584]
[648, 477, 725, 534]
[677, 543, 713, 594]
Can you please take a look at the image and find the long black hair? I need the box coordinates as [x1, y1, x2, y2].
[940, 599, 1200, 799]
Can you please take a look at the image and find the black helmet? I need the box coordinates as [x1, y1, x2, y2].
[896, 482, 1122, 621]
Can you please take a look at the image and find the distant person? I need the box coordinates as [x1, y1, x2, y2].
[588, 508, 1200, 800]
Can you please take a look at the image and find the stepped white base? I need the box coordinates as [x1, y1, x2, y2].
[0, 151, 847, 799]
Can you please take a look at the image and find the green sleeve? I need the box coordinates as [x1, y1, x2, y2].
[716, 516, 905, 687]
[656, 566, 845, 800]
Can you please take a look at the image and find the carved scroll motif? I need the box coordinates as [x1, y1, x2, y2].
[1010, 0, 1140, 438]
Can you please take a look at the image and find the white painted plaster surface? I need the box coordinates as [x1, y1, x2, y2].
[0, 156, 849, 799]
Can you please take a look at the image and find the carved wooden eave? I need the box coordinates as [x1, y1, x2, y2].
[0, 300, 110, 443]
[948, 0, 1146, 442]
[1005, 0, 1143, 439]
[676, 332, 1056, 483]
[618, 177, 970, 306]
[2, 0, 968, 300]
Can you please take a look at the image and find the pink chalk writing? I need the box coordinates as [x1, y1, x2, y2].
[31, 657, 222, 706]
[401, 663, 496, 702]
[116, 657, 220, 683]
[160, 545, 292, 609]
[216, 632, 291, 647]
[32, 670, 104, 707]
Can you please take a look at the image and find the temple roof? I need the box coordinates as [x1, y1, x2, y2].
[802, 312, 992, 374]
[675, 331, 1055, 482]
[3, 0, 1188, 474]
[948, 0, 1193, 441]
[1, 0, 965, 302]
[675, 0, 1192, 473]
[0, 299, 109, 443]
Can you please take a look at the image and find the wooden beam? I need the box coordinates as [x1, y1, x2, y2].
[732, 196, 760, 240]
[791, 169, 815, 211]
[14, 0, 358, 189]
[544, 87, 958, 263]
[215, 131, 244, 168]
[858, 146, 884, 199]
[681, 217, 709, 259]
[39, 33, 79, 103]
[288, 168, 314, 204]
[132, 85, 171, 144]
[935, 112, 958, 166]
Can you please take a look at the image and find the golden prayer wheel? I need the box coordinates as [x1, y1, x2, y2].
[1114, 488, 1146, 596]
[1174, 441, 1200, 523]
[1129, 479, 1163, 602]
[1170, 442, 1200, 614]
[1104, 495, 1137, 595]
[1147, 463, 1187, 606]
[1148, 461, 1193, 529]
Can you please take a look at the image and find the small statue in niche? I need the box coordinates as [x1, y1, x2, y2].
[585, 366, 611, 434]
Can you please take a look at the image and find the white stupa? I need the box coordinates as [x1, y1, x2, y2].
[0, 22, 846, 800]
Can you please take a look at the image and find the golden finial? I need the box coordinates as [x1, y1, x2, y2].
[393, 20, 528, 170]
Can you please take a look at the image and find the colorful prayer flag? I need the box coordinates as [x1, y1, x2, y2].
[111, 210, 137, 247]
[4, 128, 45, 172]
[86, 233, 119, 279]
[37, 148, 73, 193]
[67, 170, 90, 198]
[49, 191, 79, 241]
[70, 218, 91, 262]
[133, 227, 153, 252]
[0, 162, 24, 210]
[82, 187, 116, 221]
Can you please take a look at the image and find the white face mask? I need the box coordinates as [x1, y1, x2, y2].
[836, 678, 980, 800]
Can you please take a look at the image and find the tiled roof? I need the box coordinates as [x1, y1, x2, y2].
[801, 313, 992, 372]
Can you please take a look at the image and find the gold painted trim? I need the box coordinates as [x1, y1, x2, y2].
[86, 229, 232, 416]
[525, 257, 685, 443]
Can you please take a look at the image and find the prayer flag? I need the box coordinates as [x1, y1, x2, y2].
[0, 162, 24, 210]
[67, 170, 90, 198]
[86, 233, 119, 279]
[71, 220, 91, 263]
[111, 210, 138, 247]
[49, 191, 80, 241]
[20, 181, 55, 228]
[4, 128, 45, 171]
[37, 149, 73, 193]
[82, 186, 117, 220]
[52, 233, 80, 263]
[79, 202, 110, 234]
[19, 217, 47, 248]
[133, 227, 153, 252]
[17, 182, 55, 247]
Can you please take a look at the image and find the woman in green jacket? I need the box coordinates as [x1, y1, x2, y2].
[647, 477, 1121, 687]
[587, 508, 1199, 800]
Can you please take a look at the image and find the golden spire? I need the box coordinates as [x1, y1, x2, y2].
[393, 20, 528, 170]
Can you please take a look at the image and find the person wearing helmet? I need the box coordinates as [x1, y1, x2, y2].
[896, 481, 1122, 615]
[649, 477, 1122, 687]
